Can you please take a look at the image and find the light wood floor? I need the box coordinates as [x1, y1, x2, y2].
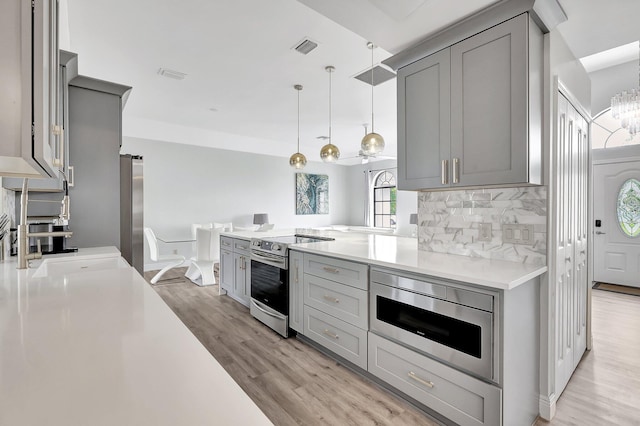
[147, 269, 640, 425]
[146, 268, 439, 426]
[534, 288, 640, 426]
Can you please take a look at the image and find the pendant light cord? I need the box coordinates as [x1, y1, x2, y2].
[329, 68, 332, 144]
[370, 42, 375, 132]
[297, 87, 300, 152]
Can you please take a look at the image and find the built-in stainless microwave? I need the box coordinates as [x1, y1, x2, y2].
[369, 269, 500, 383]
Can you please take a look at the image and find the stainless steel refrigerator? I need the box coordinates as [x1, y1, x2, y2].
[120, 154, 144, 275]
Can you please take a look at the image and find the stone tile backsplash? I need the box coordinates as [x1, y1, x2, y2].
[418, 186, 547, 266]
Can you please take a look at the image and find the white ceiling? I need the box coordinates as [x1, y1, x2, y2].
[65, 0, 640, 165]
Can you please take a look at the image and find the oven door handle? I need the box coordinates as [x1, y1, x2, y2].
[251, 299, 285, 320]
[251, 251, 287, 269]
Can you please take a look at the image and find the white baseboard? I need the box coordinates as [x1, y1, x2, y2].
[538, 393, 557, 421]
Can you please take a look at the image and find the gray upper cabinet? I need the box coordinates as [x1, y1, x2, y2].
[3, 50, 78, 192]
[396, 13, 543, 191]
[0, 0, 62, 179]
[397, 49, 451, 190]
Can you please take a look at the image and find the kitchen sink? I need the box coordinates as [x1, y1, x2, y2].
[31, 255, 130, 278]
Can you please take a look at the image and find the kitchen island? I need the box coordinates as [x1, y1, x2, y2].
[279, 232, 546, 426]
[0, 247, 272, 426]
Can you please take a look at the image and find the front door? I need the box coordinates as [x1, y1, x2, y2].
[593, 157, 640, 287]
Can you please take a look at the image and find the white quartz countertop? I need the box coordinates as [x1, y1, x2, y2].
[0, 247, 272, 426]
[222, 229, 546, 289]
[289, 234, 546, 290]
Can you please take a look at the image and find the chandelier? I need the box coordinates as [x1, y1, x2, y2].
[611, 42, 640, 137]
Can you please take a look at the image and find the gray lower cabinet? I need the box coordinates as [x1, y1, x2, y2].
[300, 253, 369, 369]
[368, 333, 501, 426]
[219, 236, 250, 307]
[304, 306, 368, 370]
[289, 250, 304, 333]
[396, 13, 543, 190]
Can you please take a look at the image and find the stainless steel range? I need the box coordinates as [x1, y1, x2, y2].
[250, 234, 333, 337]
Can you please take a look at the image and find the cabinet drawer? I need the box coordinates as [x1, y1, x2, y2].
[304, 274, 368, 329]
[304, 306, 367, 370]
[233, 238, 251, 254]
[303, 253, 368, 290]
[368, 333, 501, 426]
[220, 236, 234, 250]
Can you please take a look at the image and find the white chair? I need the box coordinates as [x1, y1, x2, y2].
[213, 222, 233, 232]
[144, 227, 186, 284]
[191, 222, 213, 239]
[185, 227, 221, 286]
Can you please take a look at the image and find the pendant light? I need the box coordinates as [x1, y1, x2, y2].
[361, 42, 385, 155]
[320, 65, 340, 162]
[610, 42, 640, 137]
[289, 84, 307, 169]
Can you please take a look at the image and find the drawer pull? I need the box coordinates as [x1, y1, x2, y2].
[322, 267, 340, 274]
[323, 295, 340, 304]
[323, 329, 339, 339]
[408, 371, 434, 388]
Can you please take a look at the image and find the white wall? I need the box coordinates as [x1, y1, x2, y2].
[589, 60, 638, 116]
[122, 136, 417, 263]
[122, 137, 353, 237]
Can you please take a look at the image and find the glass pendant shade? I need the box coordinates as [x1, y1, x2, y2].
[290, 84, 307, 169]
[320, 143, 340, 162]
[289, 152, 307, 168]
[361, 131, 385, 155]
[321, 65, 340, 162]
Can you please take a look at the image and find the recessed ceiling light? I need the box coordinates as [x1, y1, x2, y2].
[157, 68, 187, 80]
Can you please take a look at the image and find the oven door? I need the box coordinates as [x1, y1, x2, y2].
[250, 256, 288, 316]
[370, 282, 494, 381]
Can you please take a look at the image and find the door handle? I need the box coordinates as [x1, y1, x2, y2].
[452, 158, 460, 184]
[441, 159, 449, 185]
[595, 231, 606, 235]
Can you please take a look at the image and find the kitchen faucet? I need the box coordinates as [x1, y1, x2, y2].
[17, 178, 73, 269]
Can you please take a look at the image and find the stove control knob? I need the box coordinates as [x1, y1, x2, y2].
[272, 244, 280, 251]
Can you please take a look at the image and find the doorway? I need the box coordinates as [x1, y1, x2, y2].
[592, 145, 640, 288]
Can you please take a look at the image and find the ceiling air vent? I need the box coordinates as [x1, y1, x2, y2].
[293, 38, 319, 55]
[354, 65, 396, 86]
[157, 68, 187, 80]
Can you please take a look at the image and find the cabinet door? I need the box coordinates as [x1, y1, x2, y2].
[220, 248, 234, 292]
[397, 49, 451, 190]
[32, 0, 60, 177]
[289, 250, 304, 334]
[234, 252, 250, 306]
[450, 14, 528, 187]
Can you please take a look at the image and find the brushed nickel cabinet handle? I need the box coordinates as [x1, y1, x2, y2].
[68, 165, 75, 187]
[408, 371, 434, 388]
[323, 329, 339, 339]
[323, 295, 340, 304]
[453, 158, 460, 184]
[595, 231, 606, 235]
[441, 159, 449, 185]
[323, 267, 339, 274]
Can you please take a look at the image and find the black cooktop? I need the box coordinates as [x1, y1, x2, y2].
[263, 235, 334, 245]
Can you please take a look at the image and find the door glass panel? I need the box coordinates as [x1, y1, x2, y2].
[617, 178, 640, 237]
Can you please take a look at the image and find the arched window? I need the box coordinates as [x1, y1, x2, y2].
[373, 170, 396, 228]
